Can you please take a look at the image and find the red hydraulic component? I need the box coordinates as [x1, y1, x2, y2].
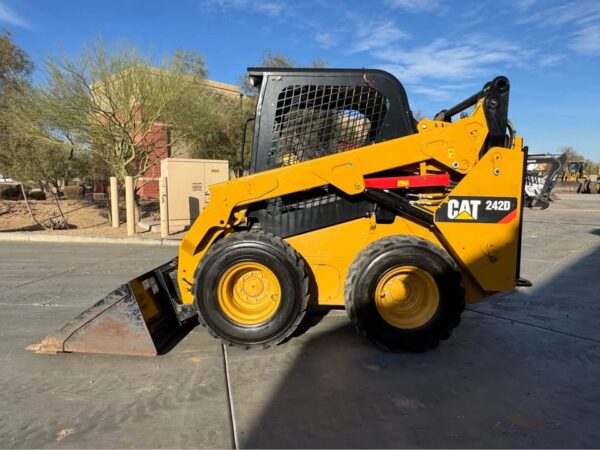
[364, 173, 450, 189]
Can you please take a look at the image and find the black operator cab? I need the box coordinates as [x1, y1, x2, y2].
[247, 68, 418, 174]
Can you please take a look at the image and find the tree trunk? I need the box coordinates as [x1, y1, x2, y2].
[51, 188, 69, 230]
[20, 183, 45, 230]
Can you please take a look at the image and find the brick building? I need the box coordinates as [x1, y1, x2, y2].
[136, 79, 240, 199]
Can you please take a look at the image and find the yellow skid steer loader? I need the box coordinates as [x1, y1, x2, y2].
[29, 68, 530, 355]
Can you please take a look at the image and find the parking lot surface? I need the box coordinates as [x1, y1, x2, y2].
[1, 195, 599, 448]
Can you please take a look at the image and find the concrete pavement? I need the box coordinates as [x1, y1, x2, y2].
[0, 196, 599, 448]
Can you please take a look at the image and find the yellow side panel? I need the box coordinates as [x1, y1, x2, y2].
[286, 216, 490, 306]
[434, 144, 525, 292]
[286, 216, 442, 306]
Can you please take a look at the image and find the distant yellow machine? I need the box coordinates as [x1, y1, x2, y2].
[30, 69, 530, 355]
[556, 160, 599, 193]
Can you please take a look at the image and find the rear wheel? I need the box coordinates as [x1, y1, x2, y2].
[193, 231, 309, 348]
[345, 235, 465, 351]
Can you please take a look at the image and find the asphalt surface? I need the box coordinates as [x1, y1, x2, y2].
[1, 195, 599, 448]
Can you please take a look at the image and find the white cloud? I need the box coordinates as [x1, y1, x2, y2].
[204, 0, 242, 8]
[204, 0, 285, 17]
[255, 2, 284, 17]
[314, 31, 337, 49]
[519, 1, 600, 28]
[458, 2, 488, 27]
[538, 52, 566, 66]
[348, 20, 408, 53]
[407, 82, 477, 101]
[0, 1, 30, 28]
[309, 17, 407, 53]
[571, 24, 600, 55]
[517, 1, 600, 56]
[366, 34, 563, 99]
[387, 0, 443, 12]
[515, 0, 536, 9]
[372, 38, 517, 84]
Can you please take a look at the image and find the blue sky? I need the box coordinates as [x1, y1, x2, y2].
[2, 0, 600, 160]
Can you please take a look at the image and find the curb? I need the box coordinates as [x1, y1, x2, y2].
[0, 232, 181, 246]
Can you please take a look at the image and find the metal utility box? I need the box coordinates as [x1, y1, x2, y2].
[161, 158, 229, 231]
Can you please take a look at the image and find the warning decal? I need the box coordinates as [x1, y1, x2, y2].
[435, 196, 518, 223]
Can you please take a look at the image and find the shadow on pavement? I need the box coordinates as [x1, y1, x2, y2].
[235, 240, 600, 449]
[158, 320, 198, 355]
[284, 305, 336, 343]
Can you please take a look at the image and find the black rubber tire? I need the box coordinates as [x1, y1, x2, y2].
[344, 235, 465, 352]
[192, 231, 310, 349]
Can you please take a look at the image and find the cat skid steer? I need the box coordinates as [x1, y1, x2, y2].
[29, 68, 530, 356]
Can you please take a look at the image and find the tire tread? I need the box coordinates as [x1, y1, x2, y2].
[344, 235, 465, 351]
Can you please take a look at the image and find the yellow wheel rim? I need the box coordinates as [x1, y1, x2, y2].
[374, 265, 439, 329]
[217, 262, 281, 326]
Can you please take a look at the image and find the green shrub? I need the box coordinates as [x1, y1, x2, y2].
[28, 190, 47, 200]
[0, 184, 23, 200]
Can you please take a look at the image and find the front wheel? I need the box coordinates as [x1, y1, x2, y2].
[192, 231, 310, 348]
[345, 235, 465, 351]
